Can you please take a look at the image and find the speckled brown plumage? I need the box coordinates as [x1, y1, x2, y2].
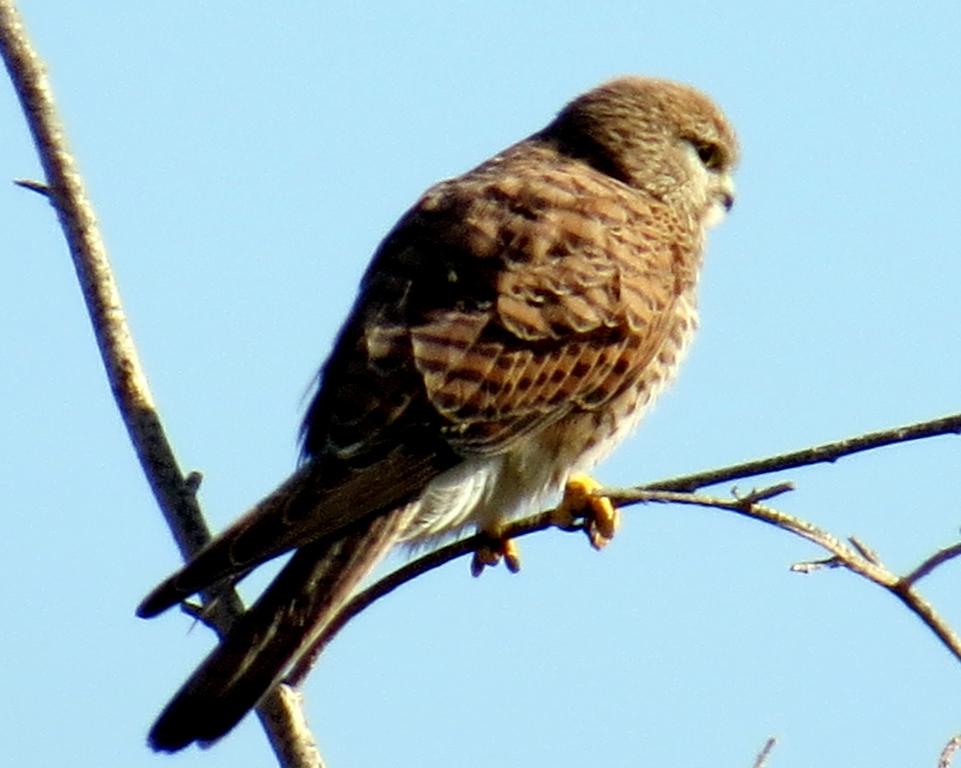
[138, 76, 738, 751]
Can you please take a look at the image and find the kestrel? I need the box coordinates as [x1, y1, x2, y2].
[138, 76, 738, 751]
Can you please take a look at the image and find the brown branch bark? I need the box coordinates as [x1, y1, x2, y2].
[0, 3, 319, 765]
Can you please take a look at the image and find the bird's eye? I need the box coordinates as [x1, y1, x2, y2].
[693, 141, 723, 170]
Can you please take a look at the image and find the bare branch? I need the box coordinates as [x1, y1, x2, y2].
[640, 412, 961, 493]
[0, 3, 318, 764]
[848, 536, 882, 565]
[752, 737, 777, 768]
[791, 556, 843, 574]
[13, 176, 48, 194]
[259, 687, 324, 768]
[904, 541, 961, 586]
[606, 486, 901, 586]
[650, 492, 961, 664]
[940, 733, 961, 768]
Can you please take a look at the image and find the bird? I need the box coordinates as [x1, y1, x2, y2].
[137, 75, 738, 752]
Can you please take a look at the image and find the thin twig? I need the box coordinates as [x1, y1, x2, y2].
[752, 737, 777, 768]
[652, 493, 961, 661]
[904, 541, 961, 586]
[848, 536, 882, 565]
[940, 733, 961, 768]
[790, 556, 843, 574]
[14, 176, 48, 194]
[612, 490, 961, 664]
[609, 486, 899, 586]
[639, 412, 961, 493]
[0, 3, 318, 765]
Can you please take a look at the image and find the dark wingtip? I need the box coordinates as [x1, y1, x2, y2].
[146, 672, 257, 752]
[147, 707, 214, 753]
[147, 725, 193, 753]
[147, 700, 192, 752]
[136, 578, 183, 619]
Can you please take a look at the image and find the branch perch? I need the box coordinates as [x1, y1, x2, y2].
[291, 413, 961, 684]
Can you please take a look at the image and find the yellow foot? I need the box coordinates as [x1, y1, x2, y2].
[552, 473, 619, 550]
[471, 534, 522, 577]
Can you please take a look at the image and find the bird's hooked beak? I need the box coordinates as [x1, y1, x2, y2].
[718, 174, 736, 212]
[704, 174, 736, 228]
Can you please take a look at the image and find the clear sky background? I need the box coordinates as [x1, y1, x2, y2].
[3, 3, 960, 767]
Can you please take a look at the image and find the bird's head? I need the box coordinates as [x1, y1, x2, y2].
[547, 76, 738, 229]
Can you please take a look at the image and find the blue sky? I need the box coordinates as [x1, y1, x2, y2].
[3, 3, 961, 767]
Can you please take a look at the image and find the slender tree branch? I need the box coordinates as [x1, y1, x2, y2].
[650, 490, 961, 663]
[752, 737, 777, 768]
[13, 176, 47, 193]
[638, 411, 961, 493]
[292, 414, 961, 684]
[0, 3, 318, 765]
[904, 541, 961, 586]
[941, 733, 961, 768]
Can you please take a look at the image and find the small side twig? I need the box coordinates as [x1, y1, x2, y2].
[600, 484, 961, 665]
[904, 541, 961, 586]
[752, 737, 777, 768]
[14, 176, 48, 194]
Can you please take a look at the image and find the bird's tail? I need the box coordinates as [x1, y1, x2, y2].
[148, 506, 411, 752]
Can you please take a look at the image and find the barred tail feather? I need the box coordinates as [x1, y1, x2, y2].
[148, 507, 410, 752]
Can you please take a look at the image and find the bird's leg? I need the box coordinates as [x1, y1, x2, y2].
[471, 528, 522, 577]
[552, 473, 619, 549]
[471, 474, 619, 575]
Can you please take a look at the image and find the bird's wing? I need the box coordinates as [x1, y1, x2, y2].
[367, 148, 691, 455]
[136, 446, 449, 617]
[138, 147, 686, 618]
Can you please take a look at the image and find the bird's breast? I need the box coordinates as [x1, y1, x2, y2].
[400, 289, 699, 545]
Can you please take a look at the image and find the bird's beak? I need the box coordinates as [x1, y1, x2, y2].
[703, 174, 735, 228]
[719, 175, 736, 212]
